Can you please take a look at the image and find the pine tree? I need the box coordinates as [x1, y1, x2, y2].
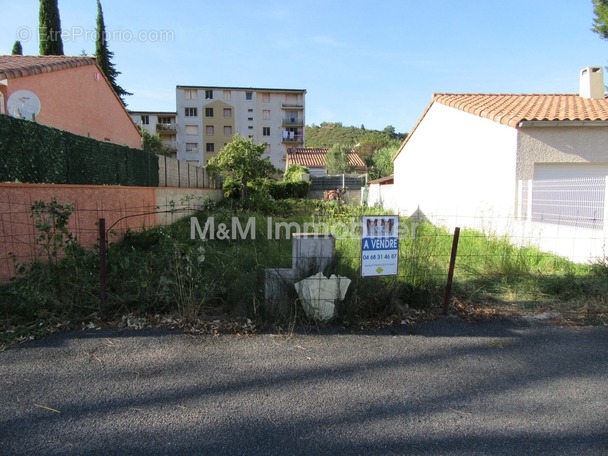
[95, 0, 132, 105]
[12, 41, 23, 55]
[39, 0, 64, 55]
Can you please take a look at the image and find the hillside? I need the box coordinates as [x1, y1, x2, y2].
[302, 122, 407, 179]
[304, 122, 407, 149]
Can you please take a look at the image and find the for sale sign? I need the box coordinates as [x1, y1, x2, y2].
[361, 215, 399, 277]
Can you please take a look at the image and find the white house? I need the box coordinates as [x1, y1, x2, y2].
[393, 67, 608, 262]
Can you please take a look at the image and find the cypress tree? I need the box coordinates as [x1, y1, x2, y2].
[39, 0, 64, 55]
[95, 0, 132, 105]
[12, 41, 23, 55]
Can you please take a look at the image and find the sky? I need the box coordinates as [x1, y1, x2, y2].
[1, 1, 607, 133]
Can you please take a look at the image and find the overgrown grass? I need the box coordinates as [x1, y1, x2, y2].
[1, 198, 607, 349]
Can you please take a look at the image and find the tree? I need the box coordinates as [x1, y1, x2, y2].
[12, 41, 23, 55]
[383, 125, 396, 138]
[39, 0, 64, 55]
[592, 0, 608, 39]
[207, 135, 278, 202]
[368, 145, 397, 180]
[357, 131, 395, 162]
[139, 127, 173, 157]
[284, 164, 309, 182]
[325, 143, 354, 174]
[95, 0, 132, 105]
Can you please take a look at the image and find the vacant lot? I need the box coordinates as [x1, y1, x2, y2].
[1, 317, 606, 455]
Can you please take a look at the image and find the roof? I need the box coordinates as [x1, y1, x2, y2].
[434, 93, 608, 128]
[368, 175, 394, 185]
[129, 111, 177, 116]
[177, 85, 306, 93]
[287, 148, 366, 170]
[393, 92, 608, 161]
[0, 55, 97, 80]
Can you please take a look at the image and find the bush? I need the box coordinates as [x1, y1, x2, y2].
[284, 164, 309, 182]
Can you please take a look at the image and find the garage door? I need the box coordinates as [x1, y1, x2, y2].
[531, 164, 607, 229]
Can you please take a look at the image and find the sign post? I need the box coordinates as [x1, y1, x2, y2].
[361, 215, 399, 277]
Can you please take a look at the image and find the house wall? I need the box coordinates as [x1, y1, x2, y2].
[513, 127, 608, 261]
[0, 183, 222, 283]
[3, 65, 141, 149]
[393, 103, 518, 227]
[517, 126, 608, 179]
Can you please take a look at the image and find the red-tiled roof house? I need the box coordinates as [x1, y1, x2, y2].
[393, 67, 608, 261]
[285, 147, 366, 176]
[0, 55, 141, 149]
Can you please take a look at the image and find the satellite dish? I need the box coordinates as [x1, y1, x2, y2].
[7, 90, 41, 121]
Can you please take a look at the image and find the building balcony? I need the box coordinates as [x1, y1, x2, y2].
[281, 103, 304, 109]
[282, 135, 304, 144]
[156, 123, 177, 134]
[282, 117, 304, 126]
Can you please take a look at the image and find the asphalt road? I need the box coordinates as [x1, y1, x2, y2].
[1, 317, 607, 455]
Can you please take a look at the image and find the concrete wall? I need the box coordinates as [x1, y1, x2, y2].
[517, 126, 608, 179]
[2, 64, 142, 149]
[158, 156, 218, 188]
[362, 184, 399, 212]
[0, 183, 222, 283]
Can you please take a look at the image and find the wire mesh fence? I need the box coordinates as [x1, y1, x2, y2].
[2, 201, 607, 323]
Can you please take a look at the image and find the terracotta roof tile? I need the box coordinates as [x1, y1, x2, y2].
[393, 92, 608, 162]
[0, 55, 97, 80]
[433, 93, 608, 127]
[287, 147, 366, 170]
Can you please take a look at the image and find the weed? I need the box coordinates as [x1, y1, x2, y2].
[2, 199, 607, 348]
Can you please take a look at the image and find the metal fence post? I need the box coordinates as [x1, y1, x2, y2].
[443, 226, 460, 315]
[99, 218, 108, 313]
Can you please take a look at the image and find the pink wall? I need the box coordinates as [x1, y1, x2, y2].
[1, 64, 142, 149]
[0, 183, 157, 283]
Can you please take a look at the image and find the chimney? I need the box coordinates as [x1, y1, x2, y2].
[579, 67, 605, 99]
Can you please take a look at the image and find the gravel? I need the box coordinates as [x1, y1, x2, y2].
[1, 317, 607, 455]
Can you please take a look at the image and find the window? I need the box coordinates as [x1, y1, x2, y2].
[206, 143, 215, 152]
[248, 109, 254, 113]
[205, 108, 214, 117]
[205, 90, 213, 99]
[224, 126, 232, 136]
[185, 125, 198, 135]
[158, 116, 173, 125]
[248, 117, 254, 121]
[263, 127, 270, 136]
[184, 89, 197, 100]
[262, 92, 270, 102]
[263, 110, 270, 120]
[185, 143, 198, 153]
[185, 107, 197, 117]
[206, 125, 215, 135]
[223, 108, 232, 118]
[223, 90, 231, 100]
[246, 91, 253, 100]
[248, 126, 254, 130]
[140, 115, 149, 125]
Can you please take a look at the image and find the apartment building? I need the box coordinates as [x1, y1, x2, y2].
[175, 86, 306, 169]
[129, 111, 178, 158]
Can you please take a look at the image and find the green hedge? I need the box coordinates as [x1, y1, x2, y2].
[0, 115, 159, 186]
[268, 180, 310, 199]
